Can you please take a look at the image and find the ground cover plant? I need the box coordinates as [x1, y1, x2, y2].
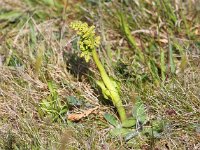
[0, 0, 200, 149]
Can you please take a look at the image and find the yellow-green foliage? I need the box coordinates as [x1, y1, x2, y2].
[70, 21, 100, 62]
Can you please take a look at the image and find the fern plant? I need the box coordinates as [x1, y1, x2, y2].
[70, 21, 127, 122]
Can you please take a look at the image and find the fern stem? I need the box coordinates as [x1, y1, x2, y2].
[92, 49, 127, 122]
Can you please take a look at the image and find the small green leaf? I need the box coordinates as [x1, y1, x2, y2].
[125, 130, 138, 141]
[142, 127, 162, 138]
[110, 127, 131, 137]
[122, 118, 136, 128]
[152, 120, 165, 133]
[103, 113, 119, 127]
[132, 97, 148, 124]
[66, 96, 83, 107]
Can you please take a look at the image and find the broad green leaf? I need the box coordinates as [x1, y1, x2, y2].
[103, 113, 119, 127]
[122, 118, 136, 128]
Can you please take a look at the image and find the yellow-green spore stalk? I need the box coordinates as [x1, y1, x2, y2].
[70, 21, 127, 122]
[70, 21, 100, 62]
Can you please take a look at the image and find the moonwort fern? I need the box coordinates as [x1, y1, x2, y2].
[70, 21, 127, 122]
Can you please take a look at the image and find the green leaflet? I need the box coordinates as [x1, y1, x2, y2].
[66, 96, 83, 107]
[109, 77, 121, 93]
[132, 97, 148, 124]
[96, 77, 120, 99]
[110, 128, 131, 137]
[122, 117, 136, 128]
[103, 113, 119, 127]
[96, 80, 111, 99]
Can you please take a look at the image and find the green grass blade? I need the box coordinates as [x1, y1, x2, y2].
[160, 49, 166, 81]
[169, 40, 176, 74]
[0, 11, 22, 21]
